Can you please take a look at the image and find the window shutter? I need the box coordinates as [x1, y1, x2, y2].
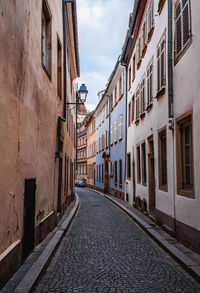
[182, 1, 190, 47]
[175, 3, 182, 56]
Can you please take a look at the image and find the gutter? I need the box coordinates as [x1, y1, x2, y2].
[167, 0, 176, 236]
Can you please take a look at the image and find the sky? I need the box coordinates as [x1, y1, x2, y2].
[76, 0, 134, 111]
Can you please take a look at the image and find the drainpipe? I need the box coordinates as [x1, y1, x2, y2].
[168, 0, 176, 237]
[63, 0, 68, 120]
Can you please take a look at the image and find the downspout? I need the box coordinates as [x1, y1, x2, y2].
[63, 0, 67, 120]
[121, 62, 128, 198]
[55, 0, 68, 158]
[168, 0, 176, 237]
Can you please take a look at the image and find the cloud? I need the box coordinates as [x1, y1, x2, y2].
[76, 0, 134, 110]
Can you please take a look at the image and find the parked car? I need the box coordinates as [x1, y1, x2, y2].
[75, 179, 87, 187]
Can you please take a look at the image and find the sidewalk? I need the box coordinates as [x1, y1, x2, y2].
[87, 188, 200, 283]
[0, 194, 79, 293]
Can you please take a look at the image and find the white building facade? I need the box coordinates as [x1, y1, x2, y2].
[122, 0, 200, 254]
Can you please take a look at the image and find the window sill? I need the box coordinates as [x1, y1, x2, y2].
[42, 63, 51, 81]
[174, 38, 193, 66]
[146, 103, 153, 112]
[137, 60, 142, 70]
[177, 188, 194, 199]
[142, 45, 147, 58]
[148, 27, 154, 42]
[158, 0, 166, 15]
[119, 94, 123, 100]
[140, 112, 146, 120]
[135, 119, 140, 126]
[159, 185, 168, 192]
[156, 87, 166, 99]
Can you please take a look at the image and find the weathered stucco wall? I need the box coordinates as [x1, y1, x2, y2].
[0, 0, 77, 284]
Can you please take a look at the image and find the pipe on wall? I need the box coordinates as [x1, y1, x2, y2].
[168, 0, 176, 236]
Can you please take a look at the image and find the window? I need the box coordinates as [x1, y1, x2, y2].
[127, 153, 131, 179]
[132, 55, 135, 81]
[142, 18, 147, 54]
[128, 66, 131, 89]
[119, 75, 122, 98]
[176, 114, 194, 197]
[42, 0, 52, 77]
[102, 164, 104, 183]
[110, 161, 113, 177]
[99, 165, 101, 182]
[128, 102, 131, 126]
[57, 37, 62, 98]
[131, 95, 135, 122]
[136, 88, 140, 120]
[148, 0, 154, 38]
[106, 101, 108, 117]
[114, 120, 118, 142]
[114, 161, 117, 185]
[158, 128, 167, 190]
[158, 0, 166, 14]
[147, 61, 153, 105]
[99, 137, 101, 152]
[102, 134, 104, 151]
[137, 37, 142, 66]
[111, 124, 113, 145]
[106, 130, 108, 148]
[141, 142, 147, 185]
[141, 78, 146, 114]
[157, 35, 166, 94]
[119, 159, 122, 186]
[114, 85, 117, 105]
[137, 145, 141, 183]
[119, 114, 123, 140]
[175, 0, 191, 59]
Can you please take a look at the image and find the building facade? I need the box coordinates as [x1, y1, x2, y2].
[122, 0, 200, 254]
[76, 105, 88, 181]
[109, 61, 127, 200]
[95, 91, 110, 193]
[0, 0, 79, 287]
[86, 114, 96, 188]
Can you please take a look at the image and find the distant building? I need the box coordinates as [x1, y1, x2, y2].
[94, 58, 127, 197]
[108, 59, 127, 200]
[76, 102, 88, 181]
[94, 91, 110, 193]
[86, 113, 96, 188]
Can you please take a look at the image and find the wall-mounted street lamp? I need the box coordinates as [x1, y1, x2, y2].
[66, 84, 88, 106]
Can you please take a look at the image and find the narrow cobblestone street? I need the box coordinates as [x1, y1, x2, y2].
[33, 188, 200, 293]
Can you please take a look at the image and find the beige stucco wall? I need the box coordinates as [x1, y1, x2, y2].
[0, 0, 77, 257]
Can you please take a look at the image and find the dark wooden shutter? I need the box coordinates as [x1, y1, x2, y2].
[182, 1, 190, 47]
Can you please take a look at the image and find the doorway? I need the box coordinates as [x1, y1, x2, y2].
[132, 160, 136, 204]
[104, 160, 109, 193]
[148, 136, 155, 215]
[22, 178, 36, 260]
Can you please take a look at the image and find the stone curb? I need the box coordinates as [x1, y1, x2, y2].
[14, 193, 80, 293]
[86, 188, 200, 282]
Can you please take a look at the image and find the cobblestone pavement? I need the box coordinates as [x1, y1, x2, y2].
[33, 188, 200, 293]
